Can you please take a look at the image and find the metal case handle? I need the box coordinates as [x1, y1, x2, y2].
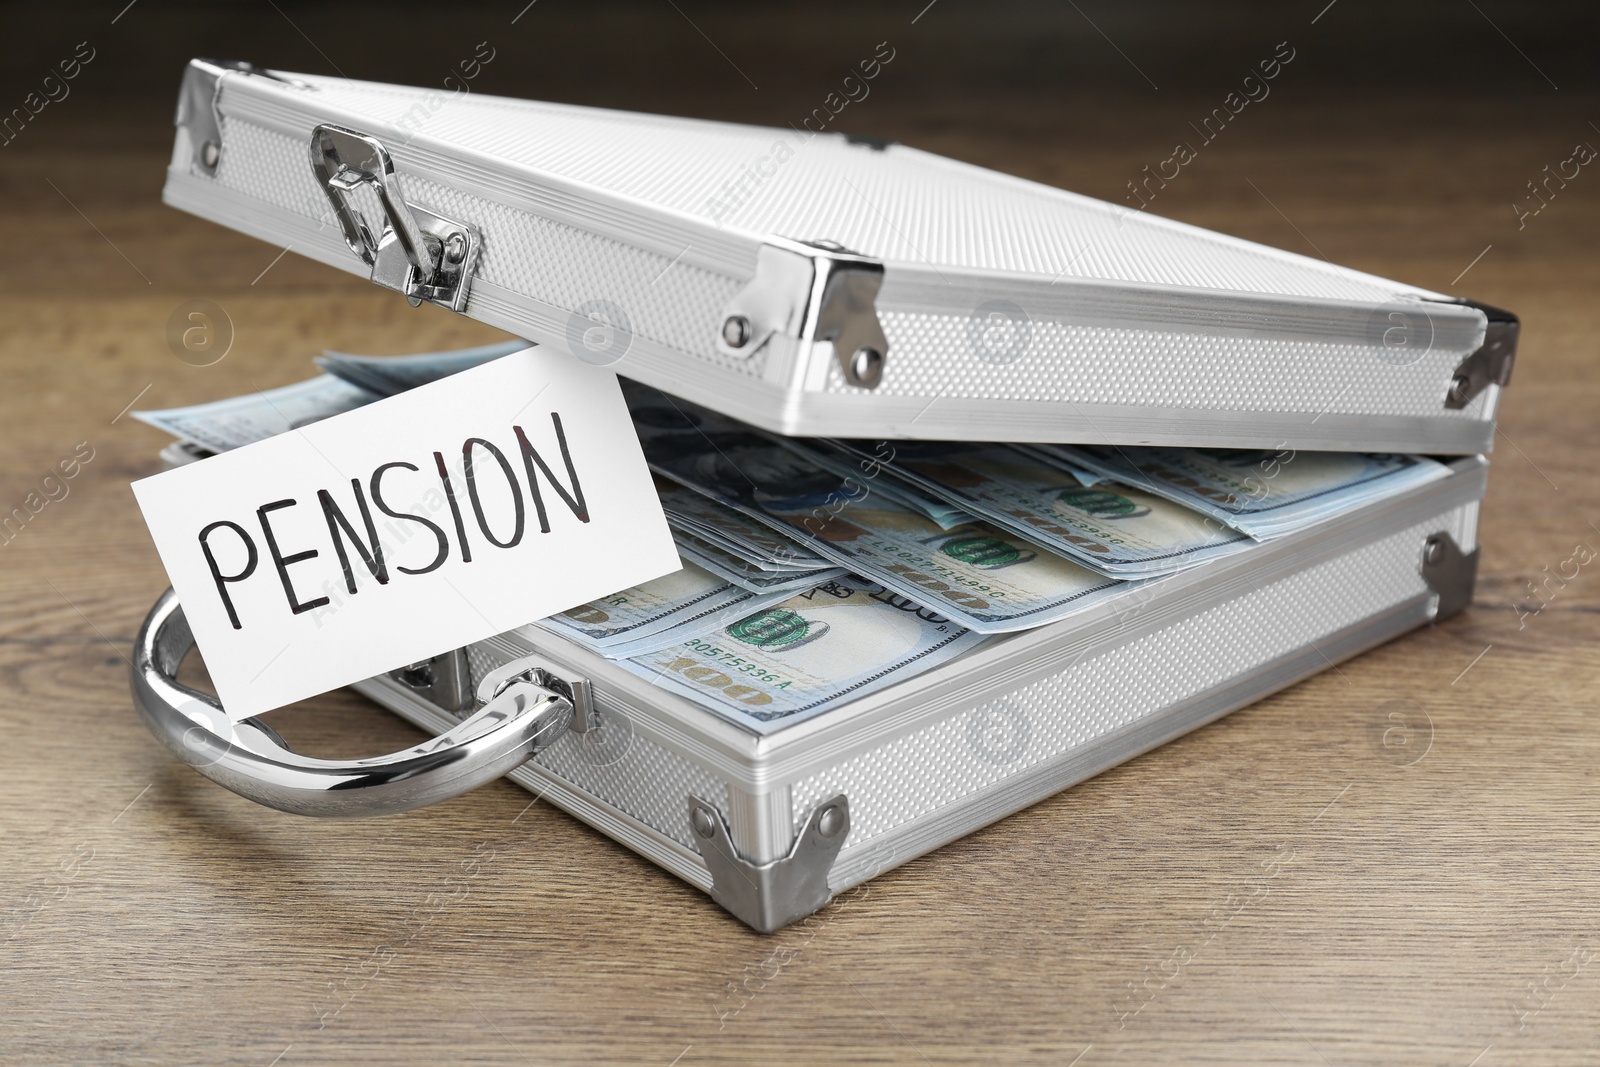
[130, 589, 571, 817]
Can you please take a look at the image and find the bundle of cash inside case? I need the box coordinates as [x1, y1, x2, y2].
[137, 343, 1451, 733]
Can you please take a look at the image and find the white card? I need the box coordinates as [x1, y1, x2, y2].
[132, 349, 679, 719]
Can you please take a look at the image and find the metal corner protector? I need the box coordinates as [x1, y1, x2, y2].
[1422, 531, 1479, 622]
[688, 793, 851, 933]
[1443, 300, 1518, 410]
[175, 58, 308, 177]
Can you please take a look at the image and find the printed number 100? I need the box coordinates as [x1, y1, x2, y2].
[661, 657, 776, 705]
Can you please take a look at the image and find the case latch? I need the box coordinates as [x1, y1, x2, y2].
[309, 123, 480, 312]
[1422, 531, 1479, 621]
[390, 647, 473, 714]
[716, 238, 889, 389]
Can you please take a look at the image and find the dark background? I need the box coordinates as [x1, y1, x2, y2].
[7, 0, 1598, 110]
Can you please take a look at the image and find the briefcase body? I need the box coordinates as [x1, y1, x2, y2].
[357, 460, 1485, 931]
[135, 60, 1510, 931]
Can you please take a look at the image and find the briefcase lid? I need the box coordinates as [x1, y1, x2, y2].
[164, 59, 1513, 454]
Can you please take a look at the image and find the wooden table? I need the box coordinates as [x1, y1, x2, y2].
[2, 4, 1597, 1064]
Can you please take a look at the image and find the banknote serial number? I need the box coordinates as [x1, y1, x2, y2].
[675, 641, 793, 688]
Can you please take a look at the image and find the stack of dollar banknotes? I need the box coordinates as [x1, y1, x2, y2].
[138, 342, 1451, 735]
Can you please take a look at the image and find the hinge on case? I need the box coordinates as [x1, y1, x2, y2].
[1422, 532, 1479, 621]
[309, 124, 481, 312]
[715, 238, 889, 389]
[1441, 299, 1518, 409]
[175, 58, 312, 177]
[688, 793, 850, 933]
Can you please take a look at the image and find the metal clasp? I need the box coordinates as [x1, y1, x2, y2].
[390, 648, 473, 714]
[309, 123, 480, 312]
[716, 238, 889, 389]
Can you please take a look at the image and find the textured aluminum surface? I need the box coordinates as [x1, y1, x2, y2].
[230, 74, 1412, 299]
[359, 460, 1486, 918]
[163, 64, 1503, 451]
[787, 506, 1463, 849]
[463, 643, 729, 851]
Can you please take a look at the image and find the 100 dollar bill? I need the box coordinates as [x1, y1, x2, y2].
[771, 437, 974, 530]
[536, 561, 796, 657]
[315, 340, 530, 397]
[626, 392, 1132, 633]
[673, 528, 847, 594]
[656, 477, 830, 570]
[1038, 444, 1450, 539]
[618, 577, 987, 733]
[832, 440, 1253, 577]
[133, 375, 378, 452]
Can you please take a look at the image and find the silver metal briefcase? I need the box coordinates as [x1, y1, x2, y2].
[132, 59, 1513, 932]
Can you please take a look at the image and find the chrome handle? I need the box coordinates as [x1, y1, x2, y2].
[130, 589, 571, 817]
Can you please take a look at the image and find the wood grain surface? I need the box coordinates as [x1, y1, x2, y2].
[1, 4, 1597, 1064]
